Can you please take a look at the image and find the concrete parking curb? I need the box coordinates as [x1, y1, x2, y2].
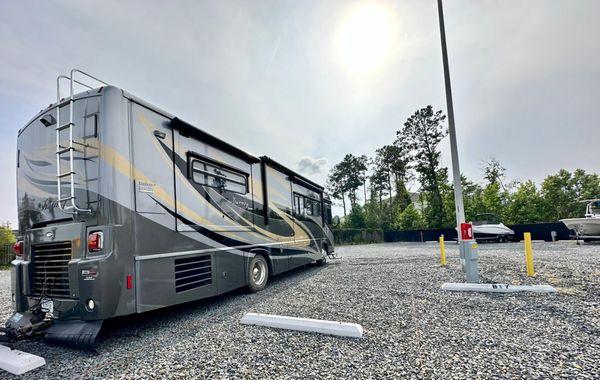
[441, 283, 557, 293]
[241, 313, 364, 338]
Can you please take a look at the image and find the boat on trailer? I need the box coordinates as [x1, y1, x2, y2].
[470, 213, 514, 242]
[2, 69, 335, 350]
[560, 199, 600, 242]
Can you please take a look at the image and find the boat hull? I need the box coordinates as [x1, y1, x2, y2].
[473, 224, 514, 236]
[560, 218, 600, 237]
[470, 223, 515, 242]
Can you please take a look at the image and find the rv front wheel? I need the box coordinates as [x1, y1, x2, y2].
[248, 255, 269, 292]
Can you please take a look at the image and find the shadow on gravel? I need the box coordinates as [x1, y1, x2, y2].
[97, 263, 326, 348]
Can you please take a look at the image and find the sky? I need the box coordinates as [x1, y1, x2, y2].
[1, 0, 599, 224]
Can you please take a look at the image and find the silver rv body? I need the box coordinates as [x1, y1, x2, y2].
[8, 72, 334, 348]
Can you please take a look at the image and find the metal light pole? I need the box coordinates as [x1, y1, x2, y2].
[436, 0, 479, 282]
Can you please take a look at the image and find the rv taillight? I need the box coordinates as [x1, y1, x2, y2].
[13, 241, 23, 257]
[88, 232, 103, 252]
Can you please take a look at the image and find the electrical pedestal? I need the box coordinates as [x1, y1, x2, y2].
[459, 239, 479, 283]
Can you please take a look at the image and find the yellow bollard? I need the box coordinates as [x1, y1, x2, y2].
[439, 235, 447, 266]
[524, 232, 535, 276]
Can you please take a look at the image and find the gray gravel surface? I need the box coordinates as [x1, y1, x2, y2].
[0, 241, 598, 379]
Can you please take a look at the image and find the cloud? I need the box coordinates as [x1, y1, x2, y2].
[1, 0, 599, 223]
[297, 157, 328, 175]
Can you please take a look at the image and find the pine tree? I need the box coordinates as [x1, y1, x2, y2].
[400, 106, 447, 228]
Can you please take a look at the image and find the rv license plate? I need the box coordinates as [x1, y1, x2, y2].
[41, 299, 54, 314]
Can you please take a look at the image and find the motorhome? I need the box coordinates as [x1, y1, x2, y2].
[5, 70, 334, 349]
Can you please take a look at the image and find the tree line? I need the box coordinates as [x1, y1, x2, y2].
[0, 222, 16, 248]
[327, 105, 600, 230]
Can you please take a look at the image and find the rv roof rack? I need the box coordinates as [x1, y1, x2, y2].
[56, 69, 108, 103]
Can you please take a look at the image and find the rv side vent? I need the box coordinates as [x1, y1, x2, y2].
[174, 254, 212, 293]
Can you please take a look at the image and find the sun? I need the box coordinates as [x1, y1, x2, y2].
[334, 2, 399, 77]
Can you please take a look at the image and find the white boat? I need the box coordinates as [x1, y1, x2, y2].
[471, 213, 515, 242]
[560, 199, 600, 241]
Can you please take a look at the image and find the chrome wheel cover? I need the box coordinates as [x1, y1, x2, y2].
[251, 260, 267, 286]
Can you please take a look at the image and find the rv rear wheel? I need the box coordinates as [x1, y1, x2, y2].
[248, 255, 269, 292]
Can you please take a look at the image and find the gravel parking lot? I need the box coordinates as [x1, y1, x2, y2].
[1, 241, 598, 379]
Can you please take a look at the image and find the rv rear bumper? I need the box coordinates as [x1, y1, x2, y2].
[11, 223, 128, 321]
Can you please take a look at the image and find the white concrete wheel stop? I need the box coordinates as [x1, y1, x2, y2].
[241, 313, 363, 338]
[0, 344, 46, 375]
[441, 283, 557, 293]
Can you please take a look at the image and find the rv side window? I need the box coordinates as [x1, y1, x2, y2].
[294, 194, 305, 216]
[312, 199, 321, 217]
[305, 198, 314, 216]
[191, 159, 248, 194]
[294, 193, 321, 218]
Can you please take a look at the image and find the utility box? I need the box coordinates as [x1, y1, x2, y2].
[460, 222, 473, 241]
[459, 222, 479, 282]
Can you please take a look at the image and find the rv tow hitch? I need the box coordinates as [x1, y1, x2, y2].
[1, 310, 102, 351]
[0, 311, 52, 346]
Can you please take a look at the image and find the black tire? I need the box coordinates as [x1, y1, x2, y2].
[248, 255, 269, 292]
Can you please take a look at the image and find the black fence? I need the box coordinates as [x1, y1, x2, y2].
[508, 222, 571, 241]
[384, 222, 572, 243]
[334, 229, 384, 245]
[385, 228, 456, 243]
[1, 244, 14, 266]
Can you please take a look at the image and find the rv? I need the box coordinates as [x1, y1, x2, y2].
[6, 70, 334, 348]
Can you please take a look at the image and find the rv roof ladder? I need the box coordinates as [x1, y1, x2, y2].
[55, 69, 108, 214]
